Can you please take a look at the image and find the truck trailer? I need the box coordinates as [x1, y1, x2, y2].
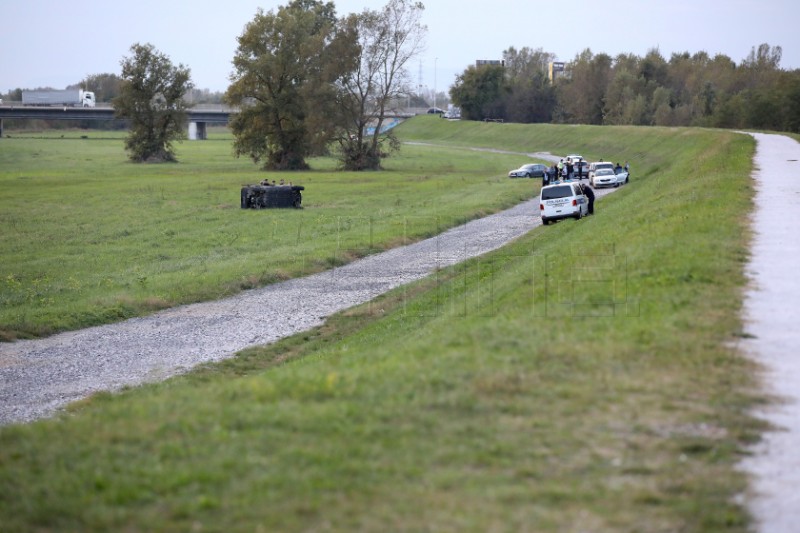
[21, 89, 96, 108]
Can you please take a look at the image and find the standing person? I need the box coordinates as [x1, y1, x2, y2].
[581, 183, 595, 215]
[624, 160, 630, 177]
[566, 160, 574, 180]
[542, 166, 550, 186]
[577, 158, 584, 180]
[557, 159, 564, 180]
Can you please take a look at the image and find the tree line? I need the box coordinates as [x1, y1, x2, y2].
[451, 43, 800, 133]
[5, 0, 426, 170]
[6, 7, 797, 167]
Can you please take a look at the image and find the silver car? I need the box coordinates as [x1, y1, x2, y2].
[508, 163, 547, 178]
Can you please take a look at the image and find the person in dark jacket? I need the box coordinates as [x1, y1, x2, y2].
[548, 165, 557, 183]
[581, 183, 595, 215]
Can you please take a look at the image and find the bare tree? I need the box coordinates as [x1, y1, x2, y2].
[337, 0, 426, 170]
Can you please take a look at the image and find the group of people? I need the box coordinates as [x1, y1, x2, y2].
[543, 158, 585, 185]
[542, 158, 630, 186]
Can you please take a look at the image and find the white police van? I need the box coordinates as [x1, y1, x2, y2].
[540, 182, 589, 225]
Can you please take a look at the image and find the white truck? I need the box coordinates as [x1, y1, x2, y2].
[21, 89, 96, 108]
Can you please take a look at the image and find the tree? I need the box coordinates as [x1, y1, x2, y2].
[336, 0, 426, 170]
[781, 72, 800, 133]
[114, 43, 192, 163]
[450, 64, 508, 121]
[503, 47, 556, 123]
[226, 0, 356, 170]
[558, 50, 612, 124]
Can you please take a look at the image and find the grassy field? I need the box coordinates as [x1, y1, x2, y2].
[0, 126, 538, 340]
[0, 118, 768, 531]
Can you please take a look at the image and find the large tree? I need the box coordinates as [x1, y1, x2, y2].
[450, 64, 508, 121]
[503, 47, 556, 123]
[337, 0, 426, 170]
[226, 0, 356, 170]
[114, 43, 192, 163]
[557, 49, 612, 124]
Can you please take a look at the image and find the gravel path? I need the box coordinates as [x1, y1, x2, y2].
[0, 152, 613, 426]
[739, 132, 800, 533]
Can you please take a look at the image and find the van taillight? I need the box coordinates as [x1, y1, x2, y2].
[572, 199, 577, 206]
[540, 204, 544, 211]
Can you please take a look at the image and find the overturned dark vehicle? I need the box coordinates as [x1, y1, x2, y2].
[240, 184, 304, 209]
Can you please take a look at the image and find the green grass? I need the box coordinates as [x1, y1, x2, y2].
[0, 127, 540, 340]
[0, 119, 768, 531]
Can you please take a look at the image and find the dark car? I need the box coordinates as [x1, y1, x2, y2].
[573, 160, 590, 179]
[508, 163, 547, 178]
[426, 107, 445, 114]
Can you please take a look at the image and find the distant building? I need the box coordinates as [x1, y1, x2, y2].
[548, 61, 568, 81]
[476, 59, 505, 68]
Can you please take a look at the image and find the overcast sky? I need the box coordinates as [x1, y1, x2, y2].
[1, 0, 798, 96]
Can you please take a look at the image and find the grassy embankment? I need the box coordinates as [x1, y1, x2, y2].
[0, 127, 536, 340]
[0, 118, 767, 531]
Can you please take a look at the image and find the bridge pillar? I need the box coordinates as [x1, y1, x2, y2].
[188, 121, 207, 140]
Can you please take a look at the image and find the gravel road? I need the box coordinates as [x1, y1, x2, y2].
[0, 152, 614, 426]
[739, 132, 800, 533]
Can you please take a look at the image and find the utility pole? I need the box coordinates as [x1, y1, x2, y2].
[434, 57, 438, 110]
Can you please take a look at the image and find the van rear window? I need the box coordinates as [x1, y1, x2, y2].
[541, 185, 573, 200]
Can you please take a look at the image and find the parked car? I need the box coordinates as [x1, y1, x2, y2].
[590, 168, 619, 188]
[508, 163, 547, 178]
[540, 182, 589, 224]
[588, 161, 615, 180]
[573, 160, 590, 179]
[427, 107, 445, 114]
[565, 154, 583, 164]
[614, 166, 629, 184]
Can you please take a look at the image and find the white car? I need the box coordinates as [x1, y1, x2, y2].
[590, 168, 619, 188]
[565, 154, 583, 164]
[540, 182, 589, 225]
[588, 161, 615, 181]
[614, 167, 629, 185]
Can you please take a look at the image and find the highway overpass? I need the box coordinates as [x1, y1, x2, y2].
[0, 104, 232, 139]
[0, 104, 417, 139]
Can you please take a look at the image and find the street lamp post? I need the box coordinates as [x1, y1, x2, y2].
[434, 57, 438, 111]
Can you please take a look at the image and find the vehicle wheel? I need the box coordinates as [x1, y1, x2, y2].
[542, 217, 549, 226]
[626, 176, 629, 184]
[614, 183, 620, 188]
[574, 210, 582, 220]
